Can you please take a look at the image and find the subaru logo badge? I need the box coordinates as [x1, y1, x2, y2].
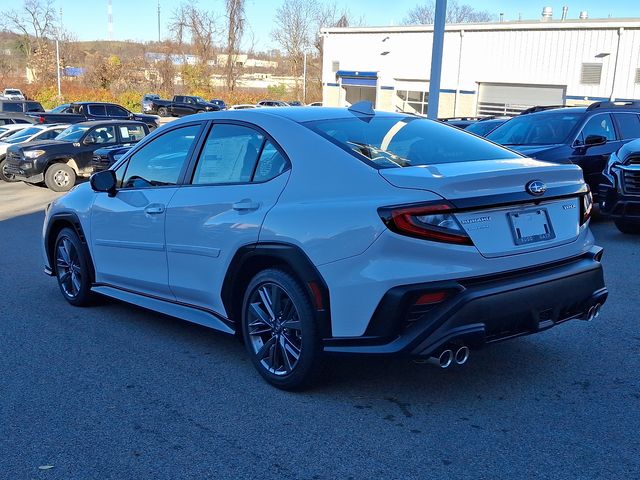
[526, 180, 547, 196]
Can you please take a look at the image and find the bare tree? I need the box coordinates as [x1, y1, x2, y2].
[271, 0, 317, 97]
[3, 0, 58, 82]
[404, 0, 493, 24]
[169, 1, 218, 88]
[224, 0, 245, 91]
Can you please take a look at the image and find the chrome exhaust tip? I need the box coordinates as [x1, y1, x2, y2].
[454, 346, 470, 365]
[427, 349, 453, 368]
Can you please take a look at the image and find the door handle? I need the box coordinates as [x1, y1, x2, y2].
[232, 199, 260, 211]
[145, 204, 165, 215]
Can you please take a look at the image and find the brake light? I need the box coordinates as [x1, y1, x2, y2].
[378, 203, 473, 245]
[580, 191, 593, 225]
[415, 291, 449, 305]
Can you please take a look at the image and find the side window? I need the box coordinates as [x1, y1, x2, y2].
[119, 124, 146, 142]
[86, 126, 116, 145]
[613, 113, 640, 140]
[174, 96, 184, 103]
[2, 103, 23, 112]
[121, 124, 201, 188]
[577, 114, 616, 144]
[88, 105, 107, 116]
[26, 102, 43, 112]
[253, 141, 288, 182]
[192, 124, 264, 185]
[37, 129, 62, 140]
[106, 105, 129, 117]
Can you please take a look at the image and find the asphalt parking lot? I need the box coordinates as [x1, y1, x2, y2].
[1, 181, 639, 479]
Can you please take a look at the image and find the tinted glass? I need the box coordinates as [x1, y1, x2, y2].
[613, 113, 640, 140]
[26, 102, 43, 112]
[106, 105, 129, 117]
[305, 116, 518, 168]
[466, 120, 507, 137]
[50, 104, 70, 113]
[5, 90, 21, 95]
[577, 114, 616, 144]
[192, 124, 264, 184]
[5, 127, 42, 143]
[2, 103, 23, 112]
[253, 141, 288, 182]
[487, 112, 582, 145]
[122, 124, 200, 188]
[119, 124, 146, 142]
[86, 126, 117, 145]
[88, 105, 107, 116]
[36, 128, 64, 140]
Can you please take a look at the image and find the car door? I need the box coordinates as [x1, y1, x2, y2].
[172, 96, 187, 116]
[165, 122, 291, 315]
[106, 104, 131, 120]
[91, 122, 205, 298]
[570, 113, 622, 191]
[78, 125, 118, 169]
[87, 104, 108, 120]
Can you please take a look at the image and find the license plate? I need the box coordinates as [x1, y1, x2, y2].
[508, 208, 556, 245]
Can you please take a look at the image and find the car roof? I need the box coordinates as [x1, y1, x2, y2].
[71, 119, 146, 128]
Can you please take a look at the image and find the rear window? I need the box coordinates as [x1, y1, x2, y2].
[1, 103, 23, 112]
[304, 116, 519, 168]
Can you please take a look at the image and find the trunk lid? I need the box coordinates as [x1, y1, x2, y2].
[379, 158, 587, 258]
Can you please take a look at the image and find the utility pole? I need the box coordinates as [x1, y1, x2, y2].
[55, 39, 62, 99]
[302, 51, 307, 103]
[157, 0, 161, 42]
[427, 0, 447, 119]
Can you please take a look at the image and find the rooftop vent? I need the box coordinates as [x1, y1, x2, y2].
[579, 11, 589, 20]
[541, 6, 553, 21]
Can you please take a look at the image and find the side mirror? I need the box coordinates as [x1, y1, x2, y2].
[584, 134, 607, 148]
[90, 169, 117, 197]
[83, 136, 97, 145]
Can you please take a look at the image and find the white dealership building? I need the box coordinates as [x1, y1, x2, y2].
[320, 15, 640, 117]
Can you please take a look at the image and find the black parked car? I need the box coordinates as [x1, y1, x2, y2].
[31, 102, 159, 131]
[150, 95, 221, 117]
[4, 120, 148, 192]
[91, 144, 135, 173]
[487, 101, 640, 199]
[465, 117, 510, 137]
[209, 99, 227, 110]
[599, 137, 640, 234]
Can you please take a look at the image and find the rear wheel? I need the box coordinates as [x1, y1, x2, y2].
[54, 227, 94, 306]
[45, 163, 76, 192]
[614, 219, 640, 234]
[241, 269, 323, 390]
[157, 107, 168, 116]
[0, 158, 18, 182]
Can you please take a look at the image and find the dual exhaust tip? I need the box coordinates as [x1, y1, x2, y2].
[585, 303, 603, 321]
[427, 345, 469, 369]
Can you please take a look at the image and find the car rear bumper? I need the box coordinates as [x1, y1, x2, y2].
[323, 247, 607, 357]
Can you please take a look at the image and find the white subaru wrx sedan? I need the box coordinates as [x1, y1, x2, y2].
[42, 104, 607, 389]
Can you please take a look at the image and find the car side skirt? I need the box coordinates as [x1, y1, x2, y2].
[92, 284, 235, 335]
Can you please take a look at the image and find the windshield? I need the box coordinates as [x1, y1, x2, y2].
[5, 90, 21, 95]
[304, 116, 519, 168]
[195, 97, 208, 104]
[487, 112, 582, 146]
[56, 124, 90, 142]
[49, 104, 70, 113]
[4, 126, 42, 143]
[466, 120, 507, 137]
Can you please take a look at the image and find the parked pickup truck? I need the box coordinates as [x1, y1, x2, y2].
[149, 95, 221, 117]
[4, 120, 149, 192]
[28, 102, 159, 130]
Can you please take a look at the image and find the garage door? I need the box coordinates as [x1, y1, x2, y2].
[477, 83, 566, 116]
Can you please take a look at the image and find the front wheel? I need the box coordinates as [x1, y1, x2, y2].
[45, 163, 76, 192]
[157, 107, 168, 116]
[0, 158, 18, 182]
[241, 269, 323, 390]
[54, 227, 94, 306]
[615, 218, 640, 234]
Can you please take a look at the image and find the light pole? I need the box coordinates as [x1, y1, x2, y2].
[55, 39, 62, 99]
[427, 0, 447, 119]
[302, 51, 307, 103]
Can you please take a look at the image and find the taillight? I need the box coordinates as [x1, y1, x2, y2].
[580, 191, 593, 225]
[378, 202, 473, 245]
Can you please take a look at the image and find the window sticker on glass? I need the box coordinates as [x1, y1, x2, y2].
[120, 126, 130, 139]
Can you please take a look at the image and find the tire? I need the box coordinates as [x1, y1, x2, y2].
[157, 107, 168, 117]
[44, 163, 76, 192]
[241, 269, 323, 390]
[614, 219, 640, 234]
[0, 157, 18, 182]
[54, 227, 94, 306]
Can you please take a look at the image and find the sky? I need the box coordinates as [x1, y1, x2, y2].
[49, 0, 640, 50]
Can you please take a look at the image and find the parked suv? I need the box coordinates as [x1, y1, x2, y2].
[41, 106, 606, 389]
[599, 137, 640, 233]
[5, 120, 148, 191]
[487, 101, 640, 199]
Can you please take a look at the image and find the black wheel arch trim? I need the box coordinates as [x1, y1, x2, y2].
[45, 211, 95, 281]
[222, 242, 332, 337]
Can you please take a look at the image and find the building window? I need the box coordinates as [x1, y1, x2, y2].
[636, 68, 640, 84]
[397, 90, 429, 115]
[581, 63, 602, 85]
